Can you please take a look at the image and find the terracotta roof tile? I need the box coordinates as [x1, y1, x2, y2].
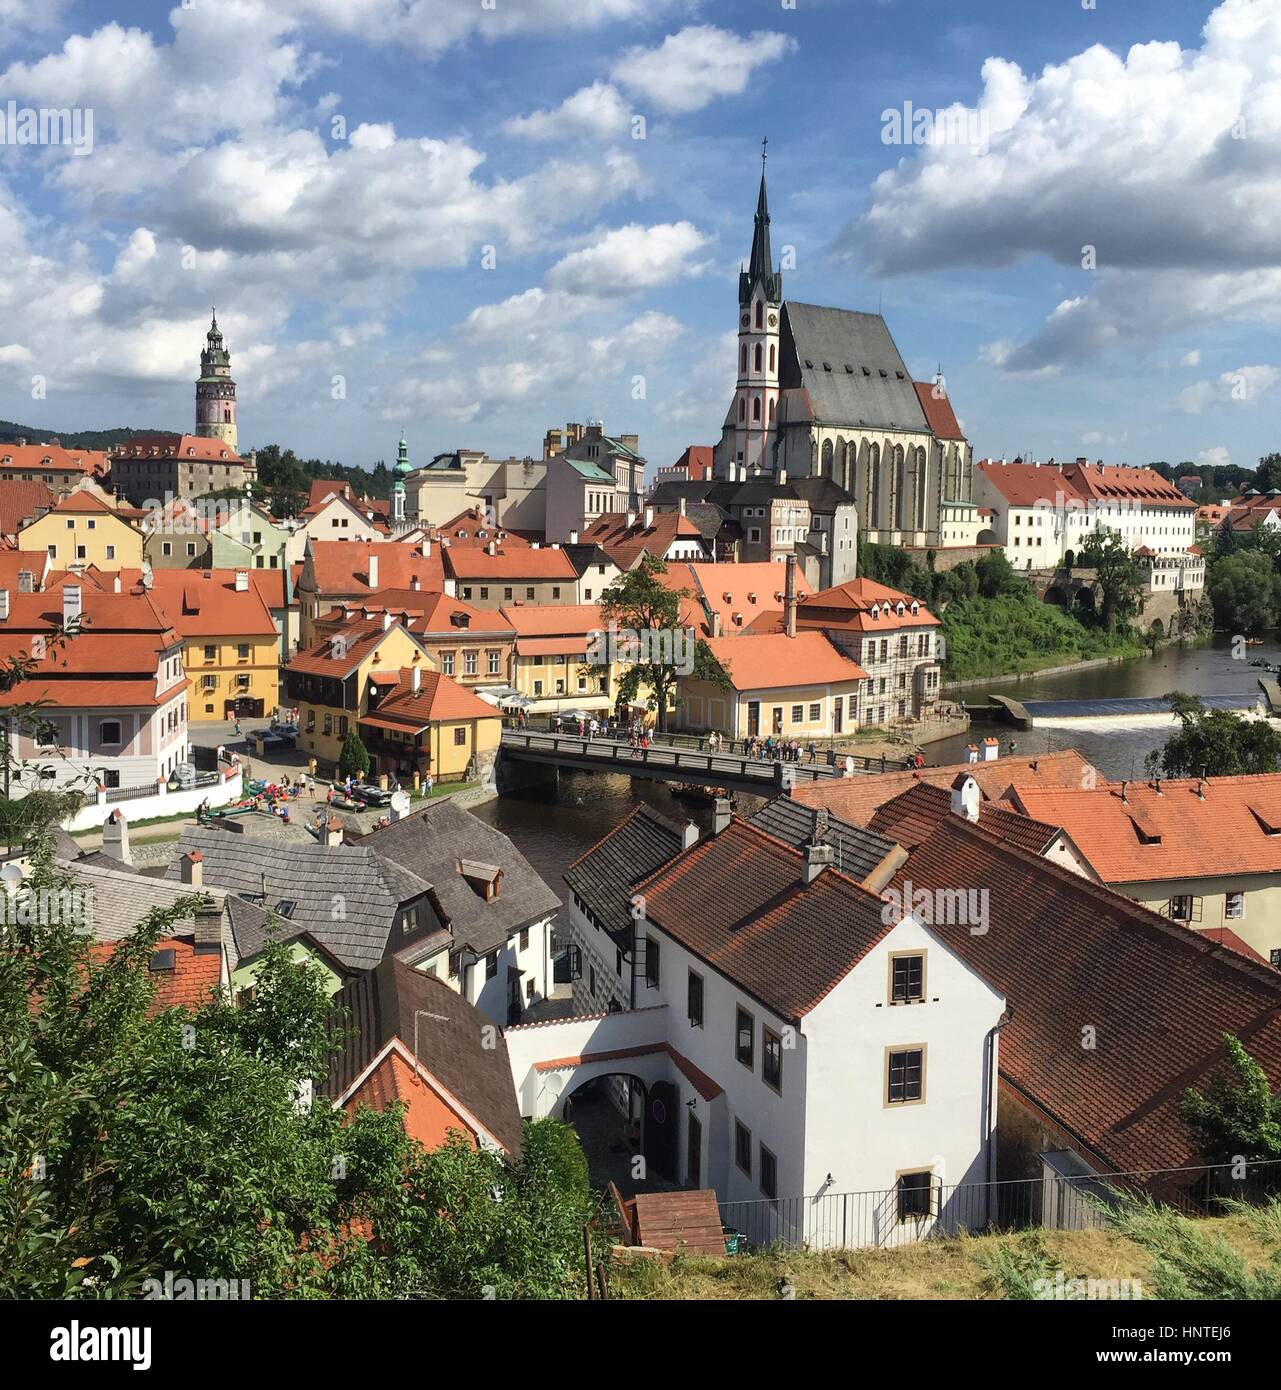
[702, 631, 866, 691]
[869, 780, 1062, 855]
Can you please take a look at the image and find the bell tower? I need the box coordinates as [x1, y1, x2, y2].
[730, 140, 783, 477]
[195, 309, 238, 452]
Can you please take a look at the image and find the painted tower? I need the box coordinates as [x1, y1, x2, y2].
[393, 432, 410, 525]
[726, 145, 783, 477]
[195, 310, 238, 452]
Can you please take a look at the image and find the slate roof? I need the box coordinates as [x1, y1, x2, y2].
[787, 475, 856, 513]
[564, 803, 686, 948]
[323, 956, 524, 1156]
[162, 825, 436, 971]
[868, 781, 1063, 856]
[58, 857, 229, 942]
[747, 796, 899, 886]
[780, 303, 931, 433]
[356, 799, 560, 957]
[895, 816, 1281, 1177]
[635, 818, 895, 1022]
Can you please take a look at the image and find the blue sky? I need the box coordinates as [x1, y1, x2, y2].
[1, 0, 1277, 479]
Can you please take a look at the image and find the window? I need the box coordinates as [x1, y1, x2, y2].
[759, 1145, 777, 1200]
[897, 1171, 933, 1222]
[808, 703, 821, 721]
[1169, 895, 1194, 922]
[441, 651, 455, 675]
[645, 935, 660, 988]
[98, 720, 122, 746]
[552, 586, 561, 600]
[322, 713, 333, 736]
[890, 953, 925, 1003]
[105, 545, 115, 561]
[763, 1027, 782, 1092]
[1225, 891, 1245, 920]
[204, 644, 216, 661]
[526, 588, 535, 600]
[479, 587, 489, 600]
[734, 1120, 752, 1176]
[337, 716, 349, 737]
[790, 704, 803, 723]
[237, 643, 250, 660]
[886, 1047, 925, 1105]
[687, 970, 704, 1028]
[519, 928, 529, 952]
[453, 727, 467, 746]
[735, 1007, 755, 1070]
[485, 951, 498, 980]
[488, 650, 501, 675]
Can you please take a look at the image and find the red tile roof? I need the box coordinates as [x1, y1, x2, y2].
[89, 936, 222, 1014]
[791, 750, 1100, 824]
[660, 561, 812, 636]
[500, 603, 602, 637]
[443, 545, 577, 582]
[580, 512, 707, 570]
[113, 434, 246, 464]
[287, 615, 423, 678]
[977, 460, 1194, 510]
[0, 481, 55, 535]
[913, 382, 966, 440]
[1011, 775, 1281, 883]
[147, 570, 278, 638]
[894, 816, 1281, 1176]
[362, 667, 501, 729]
[702, 631, 866, 691]
[435, 507, 531, 547]
[303, 480, 389, 518]
[868, 780, 1063, 855]
[797, 577, 938, 632]
[635, 817, 893, 1021]
[0, 443, 110, 477]
[304, 540, 444, 597]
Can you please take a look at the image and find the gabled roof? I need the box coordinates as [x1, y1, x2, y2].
[0, 481, 55, 535]
[324, 957, 524, 1156]
[303, 540, 444, 597]
[635, 817, 896, 1021]
[1012, 775, 1281, 883]
[286, 615, 426, 679]
[442, 545, 577, 582]
[913, 382, 966, 441]
[580, 512, 707, 570]
[797, 577, 937, 632]
[564, 803, 686, 947]
[894, 816, 1281, 1176]
[791, 750, 1101, 824]
[434, 508, 530, 548]
[659, 561, 812, 637]
[702, 631, 866, 691]
[113, 433, 245, 464]
[868, 780, 1062, 855]
[363, 667, 501, 729]
[147, 570, 278, 639]
[0, 443, 110, 476]
[499, 603, 602, 637]
[746, 796, 899, 887]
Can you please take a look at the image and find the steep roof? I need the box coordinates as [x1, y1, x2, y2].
[580, 512, 706, 570]
[324, 957, 524, 1156]
[286, 615, 426, 679]
[0, 481, 55, 535]
[868, 780, 1063, 855]
[1012, 775, 1281, 883]
[147, 570, 278, 639]
[702, 631, 867, 691]
[564, 803, 686, 947]
[635, 817, 896, 1022]
[895, 816, 1281, 1176]
[797, 577, 938, 632]
[363, 667, 501, 729]
[780, 303, 930, 433]
[791, 750, 1101, 824]
[659, 561, 811, 637]
[913, 382, 966, 441]
[113, 434, 245, 464]
[0, 443, 110, 476]
[357, 798, 560, 957]
[746, 796, 899, 887]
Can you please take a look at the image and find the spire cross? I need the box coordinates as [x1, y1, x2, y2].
[761, 136, 768, 169]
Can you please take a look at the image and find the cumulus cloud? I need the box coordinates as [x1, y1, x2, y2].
[504, 81, 633, 142]
[1199, 446, 1233, 468]
[546, 221, 710, 296]
[614, 25, 797, 115]
[1179, 364, 1281, 412]
[1182, 349, 1202, 367]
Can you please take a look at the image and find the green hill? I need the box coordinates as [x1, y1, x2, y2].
[0, 421, 171, 449]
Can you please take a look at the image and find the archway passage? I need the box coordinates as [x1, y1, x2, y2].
[559, 1072, 679, 1197]
[1073, 588, 1096, 618]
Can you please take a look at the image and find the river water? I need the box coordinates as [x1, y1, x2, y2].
[474, 633, 1281, 904]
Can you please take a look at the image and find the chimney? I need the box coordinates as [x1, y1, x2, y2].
[16, 569, 32, 594]
[950, 773, 980, 823]
[626, 510, 637, 528]
[103, 808, 131, 865]
[112, 575, 122, 594]
[235, 570, 249, 592]
[487, 540, 497, 556]
[644, 506, 654, 528]
[682, 820, 699, 850]
[678, 497, 687, 517]
[802, 841, 834, 886]
[981, 737, 999, 762]
[180, 850, 203, 887]
[569, 529, 579, 545]
[784, 554, 798, 639]
[62, 583, 81, 629]
[411, 664, 421, 692]
[382, 611, 393, 630]
[325, 815, 344, 848]
[712, 798, 732, 836]
[193, 900, 223, 951]
[367, 553, 379, 589]
[0, 590, 8, 622]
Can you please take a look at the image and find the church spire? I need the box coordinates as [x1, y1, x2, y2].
[740, 138, 781, 305]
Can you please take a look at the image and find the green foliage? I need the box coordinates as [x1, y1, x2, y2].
[0, 848, 596, 1300]
[1147, 692, 1281, 778]
[858, 542, 932, 603]
[973, 548, 1023, 600]
[337, 728, 370, 779]
[978, 1231, 1061, 1300]
[939, 591, 1140, 682]
[1078, 527, 1144, 631]
[0, 421, 169, 450]
[1180, 1035, 1281, 1168]
[252, 443, 390, 520]
[1110, 1195, 1281, 1300]
[1207, 550, 1280, 634]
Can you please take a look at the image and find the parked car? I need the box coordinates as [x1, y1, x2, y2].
[272, 722, 299, 740]
[256, 731, 292, 752]
[349, 784, 392, 807]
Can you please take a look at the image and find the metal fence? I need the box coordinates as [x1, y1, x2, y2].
[717, 1161, 1281, 1253]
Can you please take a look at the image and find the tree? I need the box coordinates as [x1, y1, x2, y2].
[1207, 550, 1280, 634]
[1147, 692, 1281, 778]
[0, 843, 597, 1299]
[973, 548, 1022, 600]
[1181, 1034, 1281, 1169]
[592, 555, 730, 732]
[1078, 527, 1144, 631]
[337, 728, 370, 780]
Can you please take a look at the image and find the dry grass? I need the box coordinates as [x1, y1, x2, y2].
[608, 1215, 1268, 1301]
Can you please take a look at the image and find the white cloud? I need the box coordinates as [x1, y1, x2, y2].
[614, 25, 797, 115]
[546, 221, 710, 296]
[1179, 364, 1281, 412]
[1198, 446, 1232, 468]
[1182, 349, 1202, 367]
[504, 81, 633, 142]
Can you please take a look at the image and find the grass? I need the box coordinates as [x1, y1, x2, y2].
[607, 1213, 1272, 1301]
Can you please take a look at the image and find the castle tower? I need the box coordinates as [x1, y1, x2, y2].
[392, 432, 411, 524]
[195, 309, 238, 452]
[730, 143, 783, 477]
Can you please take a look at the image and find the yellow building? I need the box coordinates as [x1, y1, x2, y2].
[18, 491, 144, 571]
[148, 569, 282, 720]
[285, 614, 500, 783]
[501, 604, 614, 713]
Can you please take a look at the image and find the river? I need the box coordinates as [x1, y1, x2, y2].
[474, 633, 1281, 906]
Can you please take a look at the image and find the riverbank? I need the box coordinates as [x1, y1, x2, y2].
[942, 633, 1216, 694]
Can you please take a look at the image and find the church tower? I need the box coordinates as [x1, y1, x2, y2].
[392, 432, 411, 525]
[729, 145, 783, 477]
[195, 310, 238, 452]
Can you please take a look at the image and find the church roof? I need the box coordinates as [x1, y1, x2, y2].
[780, 303, 931, 435]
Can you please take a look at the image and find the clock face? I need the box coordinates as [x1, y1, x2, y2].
[769, 314, 778, 327]
[741, 314, 750, 327]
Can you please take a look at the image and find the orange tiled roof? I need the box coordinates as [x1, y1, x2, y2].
[797, 577, 938, 633]
[913, 382, 966, 440]
[660, 561, 812, 636]
[702, 631, 867, 691]
[1011, 775, 1281, 883]
[434, 507, 531, 548]
[305, 540, 443, 597]
[112, 434, 245, 464]
[580, 511, 706, 570]
[286, 615, 421, 678]
[362, 667, 500, 728]
[89, 936, 222, 1014]
[443, 545, 577, 582]
[0, 443, 110, 476]
[147, 570, 278, 639]
[499, 603, 601, 637]
[868, 780, 1063, 855]
[0, 481, 55, 535]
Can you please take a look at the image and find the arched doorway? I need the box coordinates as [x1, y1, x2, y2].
[559, 1072, 678, 1195]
